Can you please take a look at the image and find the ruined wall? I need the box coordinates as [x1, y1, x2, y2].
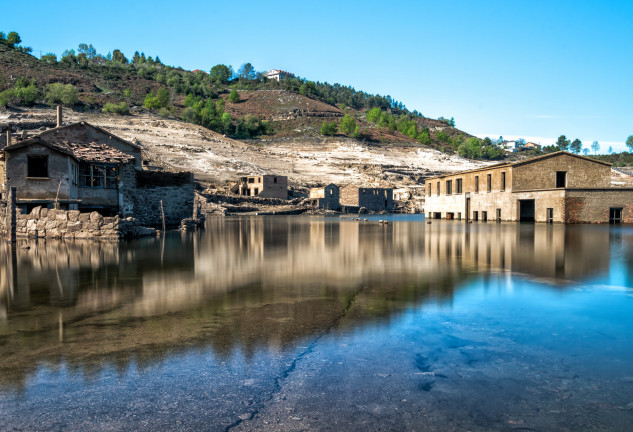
[564, 189, 633, 223]
[359, 188, 393, 212]
[340, 186, 360, 207]
[132, 171, 194, 226]
[5, 143, 75, 201]
[258, 176, 288, 199]
[14, 207, 155, 239]
[310, 185, 340, 210]
[513, 154, 611, 190]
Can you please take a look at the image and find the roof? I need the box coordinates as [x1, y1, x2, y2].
[4, 122, 138, 164]
[427, 151, 611, 180]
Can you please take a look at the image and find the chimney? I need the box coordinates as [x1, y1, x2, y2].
[56, 105, 62, 127]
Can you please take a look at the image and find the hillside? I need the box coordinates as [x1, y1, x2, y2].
[0, 42, 476, 148]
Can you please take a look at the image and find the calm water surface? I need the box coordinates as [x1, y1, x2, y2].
[1, 215, 633, 431]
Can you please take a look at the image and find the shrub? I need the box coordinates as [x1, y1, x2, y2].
[102, 102, 129, 115]
[228, 88, 239, 103]
[320, 120, 338, 136]
[45, 83, 78, 105]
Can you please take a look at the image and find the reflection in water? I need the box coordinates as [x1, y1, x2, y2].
[0, 218, 628, 391]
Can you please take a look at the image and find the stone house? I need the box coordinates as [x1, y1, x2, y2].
[233, 175, 288, 199]
[340, 185, 394, 212]
[425, 151, 633, 224]
[1, 111, 194, 227]
[309, 184, 340, 210]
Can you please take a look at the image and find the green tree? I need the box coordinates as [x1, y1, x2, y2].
[77, 43, 96, 59]
[228, 88, 239, 103]
[112, 49, 128, 64]
[6, 31, 21, 48]
[45, 83, 78, 105]
[556, 135, 571, 151]
[238, 63, 257, 80]
[570, 138, 582, 154]
[13, 78, 40, 106]
[40, 53, 57, 64]
[221, 112, 232, 134]
[339, 114, 357, 136]
[626, 135, 633, 153]
[366, 107, 381, 123]
[156, 87, 170, 107]
[417, 129, 431, 145]
[299, 81, 317, 97]
[210, 64, 232, 84]
[436, 131, 448, 143]
[591, 140, 600, 155]
[582, 148, 590, 156]
[320, 120, 338, 136]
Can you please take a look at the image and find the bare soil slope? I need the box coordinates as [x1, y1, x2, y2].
[0, 107, 486, 190]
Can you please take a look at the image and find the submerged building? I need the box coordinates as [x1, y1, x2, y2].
[425, 151, 633, 224]
[309, 184, 340, 210]
[1, 108, 194, 227]
[340, 185, 394, 212]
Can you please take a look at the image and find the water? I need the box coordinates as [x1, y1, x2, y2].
[1, 216, 633, 431]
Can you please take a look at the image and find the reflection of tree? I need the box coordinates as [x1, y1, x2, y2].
[0, 218, 618, 391]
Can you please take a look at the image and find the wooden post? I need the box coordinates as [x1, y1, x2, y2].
[160, 200, 166, 234]
[7, 186, 16, 243]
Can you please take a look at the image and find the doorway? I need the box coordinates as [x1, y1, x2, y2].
[519, 199, 535, 222]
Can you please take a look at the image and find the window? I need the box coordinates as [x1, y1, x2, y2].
[71, 163, 78, 186]
[487, 174, 492, 192]
[547, 208, 554, 223]
[27, 155, 48, 178]
[446, 180, 452, 195]
[436, 182, 440, 196]
[273, 177, 277, 183]
[428, 183, 432, 196]
[456, 178, 463, 194]
[610, 208, 623, 224]
[248, 178, 255, 183]
[475, 175, 479, 193]
[501, 172, 506, 191]
[556, 171, 566, 188]
[497, 208, 501, 222]
[79, 164, 118, 189]
[482, 211, 488, 222]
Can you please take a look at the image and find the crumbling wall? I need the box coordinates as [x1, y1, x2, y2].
[14, 207, 156, 239]
[132, 171, 194, 226]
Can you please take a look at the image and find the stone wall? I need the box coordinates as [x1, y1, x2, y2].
[132, 171, 194, 226]
[15, 206, 156, 239]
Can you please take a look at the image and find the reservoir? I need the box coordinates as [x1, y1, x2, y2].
[1, 215, 633, 431]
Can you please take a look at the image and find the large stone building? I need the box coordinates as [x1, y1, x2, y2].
[233, 175, 288, 199]
[1, 109, 194, 227]
[425, 151, 633, 224]
[340, 185, 394, 212]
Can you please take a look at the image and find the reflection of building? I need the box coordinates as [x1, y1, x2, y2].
[0, 218, 625, 391]
[232, 175, 288, 199]
[340, 185, 394, 212]
[425, 151, 633, 223]
[309, 184, 340, 210]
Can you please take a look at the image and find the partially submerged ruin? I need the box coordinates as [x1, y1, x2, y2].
[425, 151, 633, 223]
[1, 107, 196, 238]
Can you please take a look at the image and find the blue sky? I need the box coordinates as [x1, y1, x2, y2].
[4, 0, 632, 152]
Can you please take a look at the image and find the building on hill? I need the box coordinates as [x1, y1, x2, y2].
[265, 69, 295, 81]
[425, 151, 633, 224]
[309, 184, 340, 210]
[340, 185, 394, 213]
[233, 175, 288, 199]
[1, 107, 194, 226]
